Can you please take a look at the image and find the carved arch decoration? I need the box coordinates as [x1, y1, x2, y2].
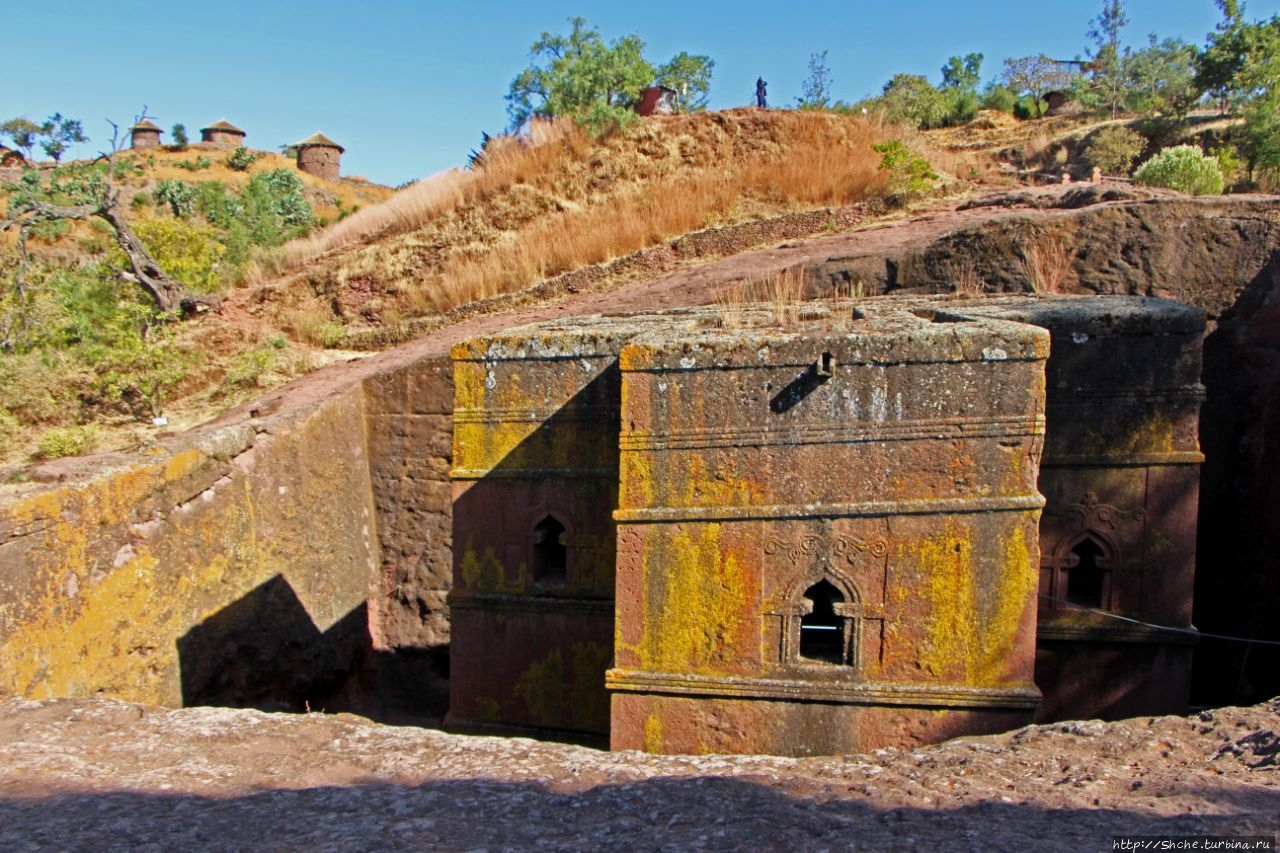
[1041, 492, 1144, 612]
[764, 534, 888, 671]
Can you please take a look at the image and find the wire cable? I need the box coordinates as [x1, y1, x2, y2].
[1038, 594, 1280, 647]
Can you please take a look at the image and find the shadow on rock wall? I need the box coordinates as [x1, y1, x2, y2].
[1195, 249, 1280, 707]
[178, 574, 447, 724]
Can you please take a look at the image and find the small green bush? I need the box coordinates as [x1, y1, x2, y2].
[873, 140, 938, 195]
[223, 346, 278, 390]
[176, 156, 212, 172]
[36, 424, 99, 459]
[1210, 144, 1243, 189]
[154, 179, 196, 217]
[127, 218, 226, 293]
[225, 146, 257, 172]
[981, 84, 1018, 114]
[1133, 145, 1225, 195]
[1085, 125, 1147, 176]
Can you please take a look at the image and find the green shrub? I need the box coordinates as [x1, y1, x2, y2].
[873, 140, 938, 195]
[877, 74, 949, 129]
[128, 218, 226, 293]
[89, 315, 191, 420]
[223, 346, 278, 390]
[176, 156, 212, 172]
[29, 218, 70, 241]
[1085, 125, 1147, 176]
[193, 181, 245, 228]
[154, 179, 196, 217]
[1210, 144, 1244, 189]
[1133, 145, 1225, 195]
[36, 424, 99, 459]
[0, 410, 20, 456]
[225, 146, 258, 171]
[981, 84, 1019, 114]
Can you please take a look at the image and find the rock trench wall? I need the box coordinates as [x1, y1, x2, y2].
[0, 393, 379, 711]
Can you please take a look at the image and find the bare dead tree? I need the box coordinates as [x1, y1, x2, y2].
[0, 110, 221, 335]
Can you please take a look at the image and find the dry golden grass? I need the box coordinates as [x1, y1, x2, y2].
[714, 267, 811, 328]
[275, 120, 586, 274]
[1019, 234, 1073, 293]
[943, 256, 984, 295]
[277, 111, 900, 321]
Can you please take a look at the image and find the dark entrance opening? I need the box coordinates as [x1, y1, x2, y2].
[532, 516, 567, 582]
[800, 579, 846, 664]
[1066, 538, 1106, 608]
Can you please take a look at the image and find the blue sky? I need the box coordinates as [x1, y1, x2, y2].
[8, 0, 1279, 186]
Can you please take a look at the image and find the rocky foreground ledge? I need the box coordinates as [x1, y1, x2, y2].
[0, 699, 1275, 851]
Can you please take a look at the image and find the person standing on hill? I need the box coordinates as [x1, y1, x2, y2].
[755, 77, 768, 109]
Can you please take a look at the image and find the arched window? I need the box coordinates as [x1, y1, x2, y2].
[800, 579, 846, 664]
[531, 516, 567, 583]
[1066, 537, 1107, 608]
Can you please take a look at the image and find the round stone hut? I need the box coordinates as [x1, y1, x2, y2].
[200, 119, 246, 147]
[294, 132, 344, 181]
[129, 119, 163, 149]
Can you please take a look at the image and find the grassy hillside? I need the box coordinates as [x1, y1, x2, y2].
[255, 110, 940, 332]
[0, 109, 971, 468]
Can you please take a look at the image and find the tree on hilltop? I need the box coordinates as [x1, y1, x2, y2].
[941, 53, 984, 91]
[0, 118, 42, 159]
[1087, 0, 1130, 117]
[878, 73, 949, 128]
[1001, 55, 1079, 117]
[39, 114, 87, 163]
[656, 51, 715, 112]
[797, 50, 833, 110]
[1125, 35, 1199, 116]
[1196, 0, 1249, 112]
[506, 17, 714, 132]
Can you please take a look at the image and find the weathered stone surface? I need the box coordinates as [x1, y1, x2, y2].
[610, 306, 1048, 755]
[808, 195, 1280, 320]
[448, 316, 677, 738]
[0, 394, 377, 712]
[1, 696, 1277, 851]
[362, 356, 455, 652]
[953, 296, 1205, 722]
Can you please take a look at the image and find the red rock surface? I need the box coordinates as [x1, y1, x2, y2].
[0, 697, 1275, 851]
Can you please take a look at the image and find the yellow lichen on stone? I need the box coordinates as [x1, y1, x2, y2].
[917, 528, 976, 681]
[620, 452, 656, 509]
[644, 711, 664, 752]
[515, 649, 565, 727]
[972, 524, 1039, 684]
[641, 524, 749, 673]
[916, 519, 1039, 686]
[459, 540, 505, 591]
[0, 503, 281, 706]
